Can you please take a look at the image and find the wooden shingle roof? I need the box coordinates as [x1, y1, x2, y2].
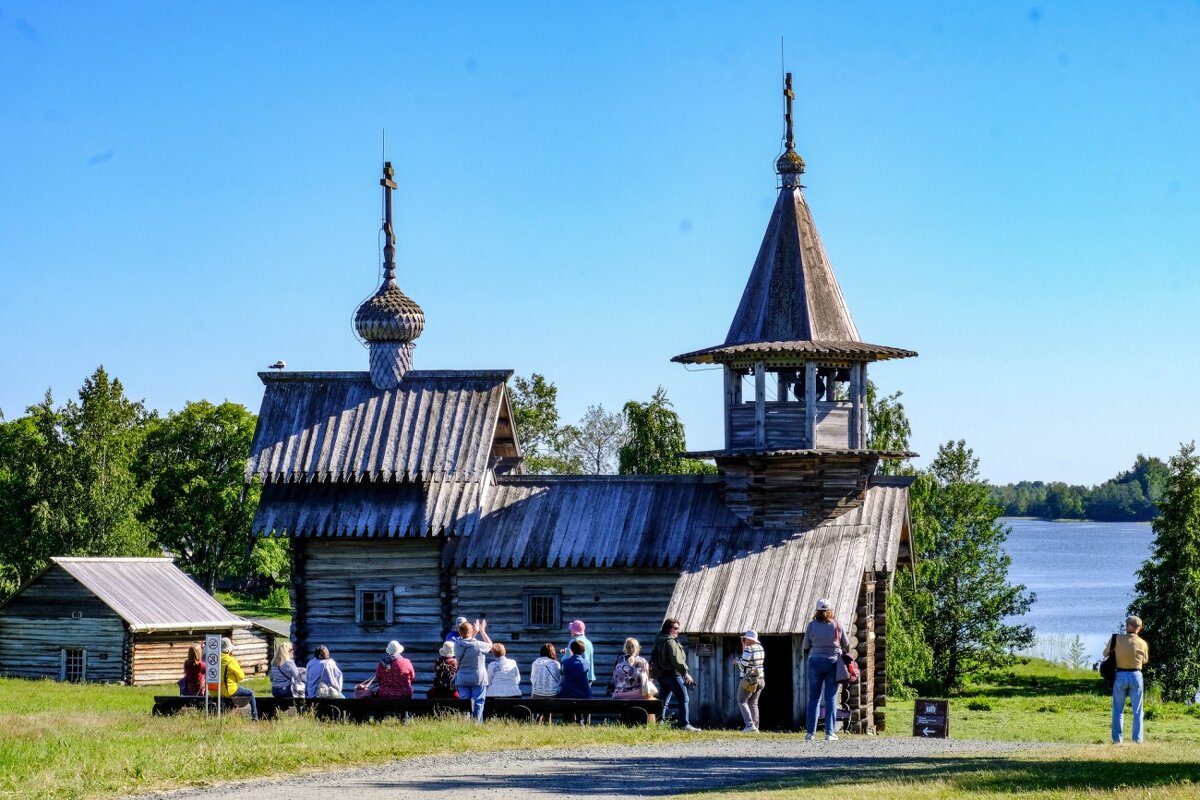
[666, 524, 871, 635]
[246, 370, 516, 484]
[49, 558, 248, 633]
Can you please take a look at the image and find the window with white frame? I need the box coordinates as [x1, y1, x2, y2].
[523, 589, 561, 629]
[356, 586, 393, 625]
[61, 648, 86, 682]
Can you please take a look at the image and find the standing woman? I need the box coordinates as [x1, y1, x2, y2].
[269, 641, 306, 698]
[735, 630, 765, 732]
[803, 599, 849, 741]
[453, 619, 493, 722]
[560, 619, 595, 685]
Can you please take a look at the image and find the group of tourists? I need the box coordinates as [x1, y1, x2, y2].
[179, 599, 867, 734]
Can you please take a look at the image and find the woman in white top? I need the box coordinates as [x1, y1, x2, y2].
[529, 643, 563, 698]
[485, 642, 522, 697]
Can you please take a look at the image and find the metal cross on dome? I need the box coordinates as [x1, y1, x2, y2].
[380, 161, 398, 280]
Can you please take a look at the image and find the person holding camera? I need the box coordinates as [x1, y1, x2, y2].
[452, 618, 493, 722]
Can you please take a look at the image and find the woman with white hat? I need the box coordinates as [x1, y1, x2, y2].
[803, 599, 849, 741]
[374, 640, 415, 699]
[427, 640, 460, 699]
[735, 630, 765, 732]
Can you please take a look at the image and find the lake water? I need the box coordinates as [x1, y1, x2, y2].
[1002, 517, 1154, 664]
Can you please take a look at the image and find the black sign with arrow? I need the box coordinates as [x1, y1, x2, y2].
[912, 698, 949, 738]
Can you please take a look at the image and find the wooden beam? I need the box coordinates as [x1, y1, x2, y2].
[848, 362, 861, 448]
[804, 362, 816, 448]
[857, 363, 869, 448]
[754, 362, 766, 449]
[724, 366, 737, 449]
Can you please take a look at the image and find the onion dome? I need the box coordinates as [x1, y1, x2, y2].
[355, 161, 424, 389]
[354, 279, 424, 343]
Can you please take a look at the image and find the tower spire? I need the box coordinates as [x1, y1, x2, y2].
[776, 72, 805, 186]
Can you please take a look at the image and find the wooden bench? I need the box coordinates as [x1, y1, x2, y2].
[151, 695, 299, 719]
[153, 695, 661, 725]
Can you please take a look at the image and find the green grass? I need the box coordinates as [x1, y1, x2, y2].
[213, 591, 291, 621]
[879, 658, 1200, 744]
[3, 659, 1198, 799]
[0, 676, 684, 799]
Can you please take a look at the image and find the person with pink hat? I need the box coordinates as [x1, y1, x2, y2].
[560, 619, 595, 684]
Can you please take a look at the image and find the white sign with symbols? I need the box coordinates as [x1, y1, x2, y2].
[205, 634, 221, 689]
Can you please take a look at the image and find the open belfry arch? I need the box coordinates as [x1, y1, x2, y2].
[246, 74, 916, 732]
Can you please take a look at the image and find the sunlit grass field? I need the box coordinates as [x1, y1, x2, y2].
[1, 659, 1197, 799]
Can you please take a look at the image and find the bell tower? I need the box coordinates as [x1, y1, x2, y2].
[673, 74, 916, 527]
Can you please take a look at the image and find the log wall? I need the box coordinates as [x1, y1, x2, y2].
[0, 567, 126, 683]
[295, 538, 444, 688]
[454, 568, 679, 694]
[129, 627, 271, 687]
[729, 402, 852, 450]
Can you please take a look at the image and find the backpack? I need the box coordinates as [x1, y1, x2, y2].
[1099, 634, 1118, 688]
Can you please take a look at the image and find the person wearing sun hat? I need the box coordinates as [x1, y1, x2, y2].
[803, 598, 849, 741]
[560, 619, 595, 684]
[374, 640, 415, 699]
[736, 629, 766, 732]
[428, 639, 460, 699]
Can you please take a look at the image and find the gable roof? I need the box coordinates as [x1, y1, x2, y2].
[666, 523, 871, 635]
[49, 558, 248, 633]
[246, 370, 517, 484]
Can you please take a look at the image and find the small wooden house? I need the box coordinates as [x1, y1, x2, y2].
[0, 557, 271, 685]
[248, 82, 916, 731]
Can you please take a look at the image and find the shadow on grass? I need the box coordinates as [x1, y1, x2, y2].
[965, 670, 1107, 699]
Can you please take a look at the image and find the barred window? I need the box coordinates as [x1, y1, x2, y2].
[61, 648, 86, 683]
[523, 590, 561, 629]
[356, 587, 393, 625]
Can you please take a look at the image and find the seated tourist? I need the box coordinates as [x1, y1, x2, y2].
[611, 637, 655, 699]
[427, 640, 459, 699]
[219, 637, 259, 719]
[269, 641, 306, 698]
[558, 639, 593, 699]
[375, 640, 416, 699]
[485, 642, 522, 698]
[306, 645, 345, 699]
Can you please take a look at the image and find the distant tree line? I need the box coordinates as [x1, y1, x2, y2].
[989, 455, 1169, 522]
[0, 366, 283, 602]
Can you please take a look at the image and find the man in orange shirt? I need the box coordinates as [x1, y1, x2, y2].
[1104, 615, 1150, 743]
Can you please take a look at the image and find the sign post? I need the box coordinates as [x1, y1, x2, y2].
[204, 633, 222, 718]
[913, 698, 948, 738]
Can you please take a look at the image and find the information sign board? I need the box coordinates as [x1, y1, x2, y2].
[913, 698, 949, 738]
[205, 634, 221, 693]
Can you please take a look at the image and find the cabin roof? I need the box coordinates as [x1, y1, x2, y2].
[253, 476, 485, 538]
[843, 475, 914, 572]
[47, 558, 249, 633]
[666, 523, 871, 635]
[245, 370, 517, 484]
[457, 475, 746, 569]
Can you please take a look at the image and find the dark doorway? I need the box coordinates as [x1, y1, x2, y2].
[758, 635, 794, 730]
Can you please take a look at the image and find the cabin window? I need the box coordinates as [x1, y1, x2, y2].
[523, 589, 561, 629]
[356, 587, 393, 625]
[60, 648, 86, 683]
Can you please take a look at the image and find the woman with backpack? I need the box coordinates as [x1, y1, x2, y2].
[735, 630, 765, 732]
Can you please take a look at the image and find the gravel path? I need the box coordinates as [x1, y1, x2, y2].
[137, 736, 1051, 799]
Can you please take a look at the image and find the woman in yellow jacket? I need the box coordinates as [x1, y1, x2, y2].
[220, 637, 259, 720]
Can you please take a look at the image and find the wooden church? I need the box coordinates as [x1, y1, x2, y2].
[247, 76, 916, 732]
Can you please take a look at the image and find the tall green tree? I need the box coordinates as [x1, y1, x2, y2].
[139, 401, 261, 593]
[508, 373, 577, 474]
[867, 382, 913, 475]
[913, 440, 1035, 692]
[1129, 442, 1200, 702]
[558, 404, 627, 475]
[618, 387, 713, 475]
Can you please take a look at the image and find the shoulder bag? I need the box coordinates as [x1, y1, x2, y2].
[834, 621, 860, 684]
[1099, 633, 1118, 688]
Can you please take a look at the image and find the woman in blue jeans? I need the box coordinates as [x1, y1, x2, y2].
[803, 598, 849, 741]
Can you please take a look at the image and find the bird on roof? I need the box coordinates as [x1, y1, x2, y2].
[269, 360, 286, 370]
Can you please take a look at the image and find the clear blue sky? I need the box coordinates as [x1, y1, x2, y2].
[1, 2, 1197, 486]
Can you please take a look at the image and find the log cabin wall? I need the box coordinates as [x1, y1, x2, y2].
[453, 568, 678, 693]
[295, 537, 443, 687]
[873, 578, 888, 731]
[128, 629, 268, 686]
[0, 566, 125, 682]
